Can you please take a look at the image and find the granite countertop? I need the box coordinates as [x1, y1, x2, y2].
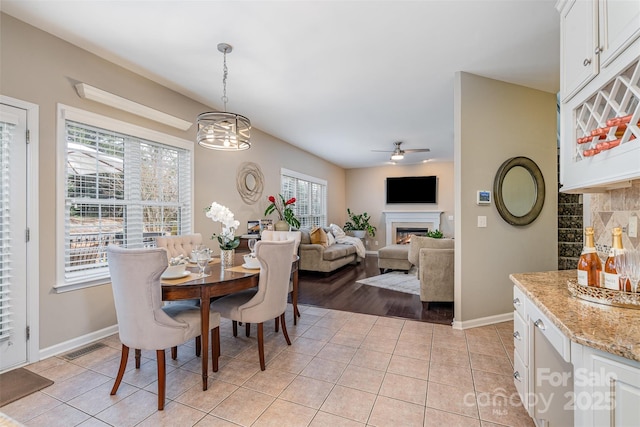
[510, 270, 640, 362]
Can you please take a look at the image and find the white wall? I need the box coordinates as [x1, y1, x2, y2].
[454, 72, 558, 326]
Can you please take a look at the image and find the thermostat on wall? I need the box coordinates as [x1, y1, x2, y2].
[477, 190, 491, 205]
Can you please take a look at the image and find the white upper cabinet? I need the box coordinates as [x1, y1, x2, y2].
[559, 0, 599, 102]
[598, 0, 640, 68]
[557, 0, 640, 193]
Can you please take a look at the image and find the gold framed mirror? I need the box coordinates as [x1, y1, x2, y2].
[493, 156, 545, 226]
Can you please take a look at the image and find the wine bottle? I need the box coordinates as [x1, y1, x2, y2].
[577, 227, 602, 287]
[603, 227, 625, 290]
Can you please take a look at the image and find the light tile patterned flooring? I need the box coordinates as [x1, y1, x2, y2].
[1, 305, 534, 426]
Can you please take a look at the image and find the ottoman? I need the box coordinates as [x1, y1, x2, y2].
[377, 244, 412, 274]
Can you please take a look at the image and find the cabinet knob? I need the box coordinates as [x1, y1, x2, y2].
[583, 58, 592, 66]
[595, 46, 602, 55]
[513, 297, 521, 307]
[513, 331, 521, 340]
[534, 319, 546, 330]
[514, 371, 521, 382]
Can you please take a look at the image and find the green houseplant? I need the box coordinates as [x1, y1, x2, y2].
[343, 208, 376, 237]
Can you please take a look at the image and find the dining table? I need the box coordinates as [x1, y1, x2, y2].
[161, 251, 299, 390]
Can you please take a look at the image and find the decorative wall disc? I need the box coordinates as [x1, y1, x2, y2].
[236, 162, 264, 205]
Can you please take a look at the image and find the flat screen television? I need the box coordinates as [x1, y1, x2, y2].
[386, 176, 437, 204]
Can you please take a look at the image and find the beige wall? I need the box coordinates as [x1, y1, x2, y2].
[1, 14, 345, 350]
[454, 72, 558, 325]
[345, 162, 454, 251]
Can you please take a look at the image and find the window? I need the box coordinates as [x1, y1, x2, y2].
[56, 105, 193, 291]
[281, 168, 327, 228]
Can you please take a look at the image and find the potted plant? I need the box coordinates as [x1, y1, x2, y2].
[343, 208, 376, 238]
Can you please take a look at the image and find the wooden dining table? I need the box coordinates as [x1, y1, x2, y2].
[161, 251, 299, 390]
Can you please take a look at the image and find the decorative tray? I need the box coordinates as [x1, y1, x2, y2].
[567, 279, 640, 310]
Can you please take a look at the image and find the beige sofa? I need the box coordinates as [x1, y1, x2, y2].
[408, 236, 454, 305]
[298, 227, 359, 273]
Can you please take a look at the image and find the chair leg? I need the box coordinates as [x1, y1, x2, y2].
[195, 336, 201, 357]
[135, 349, 141, 369]
[111, 344, 129, 395]
[212, 327, 220, 373]
[280, 313, 292, 346]
[274, 316, 279, 333]
[156, 349, 166, 410]
[245, 323, 251, 337]
[232, 320, 238, 337]
[171, 346, 177, 360]
[257, 323, 265, 371]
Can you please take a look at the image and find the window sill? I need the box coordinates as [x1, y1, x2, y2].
[54, 278, 111, 293]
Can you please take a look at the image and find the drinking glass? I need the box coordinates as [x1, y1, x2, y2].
[627, 250, 640, 293]
[196, 248, 210, 277]
[615, 252, 628, 291]
[191, 244, 206, 263]
[248, 238, 257, 255]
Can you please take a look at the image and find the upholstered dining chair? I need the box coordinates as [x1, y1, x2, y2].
[155, 233, 203, 262]
[210, 240, 295, 370]
[107, 246, 221, 410]
[259, 230, 302, 326]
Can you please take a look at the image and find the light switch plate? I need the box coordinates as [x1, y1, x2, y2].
[478, 216, 487, 228]
[629, 215, 638, 238]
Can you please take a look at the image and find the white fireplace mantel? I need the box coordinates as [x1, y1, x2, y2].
[383, 211, 442, 246]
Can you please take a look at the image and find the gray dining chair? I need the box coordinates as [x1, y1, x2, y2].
[259, 230, 302, 326]
[210, 240, 295, 370]
[155, 233, 203, 262]
[107, 246, 221, 410]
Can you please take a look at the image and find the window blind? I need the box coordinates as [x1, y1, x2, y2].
[63, 120, 191, 286]
[281, 170, 327, 228]
[0, 118, 16, 340]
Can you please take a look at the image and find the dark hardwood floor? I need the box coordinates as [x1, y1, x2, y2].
[297, 255, 454, 325]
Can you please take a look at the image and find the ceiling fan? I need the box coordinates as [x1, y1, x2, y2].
[372, 141, 430, 161]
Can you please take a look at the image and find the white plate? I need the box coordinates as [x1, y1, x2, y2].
[242, 263, 261, 270]
[161, 270, 191, 279]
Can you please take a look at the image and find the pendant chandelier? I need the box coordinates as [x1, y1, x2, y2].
[197, 43, 251, 151]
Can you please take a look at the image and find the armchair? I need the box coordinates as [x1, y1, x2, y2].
[408, 236, 454, 306]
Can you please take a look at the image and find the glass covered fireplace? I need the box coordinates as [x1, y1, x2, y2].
[396, 227, 429, 244]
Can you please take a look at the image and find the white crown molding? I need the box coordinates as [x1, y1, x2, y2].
[75, 83, 192, 131]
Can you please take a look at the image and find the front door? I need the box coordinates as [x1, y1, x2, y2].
[0, 103, 28, 371]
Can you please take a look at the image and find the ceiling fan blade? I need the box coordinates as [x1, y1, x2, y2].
[403, 148, 430, 153]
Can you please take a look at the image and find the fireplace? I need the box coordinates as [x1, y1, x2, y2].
[396, 227, 429, 245]
[383, 211, 442, 246]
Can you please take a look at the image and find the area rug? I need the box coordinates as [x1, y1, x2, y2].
[0, 368, 53, 407]
[356, 268, 420, 296]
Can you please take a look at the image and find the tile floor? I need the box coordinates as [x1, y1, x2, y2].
[1, 305, 533, 426]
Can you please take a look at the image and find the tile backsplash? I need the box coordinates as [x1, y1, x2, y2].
[590, 179, 640, 254]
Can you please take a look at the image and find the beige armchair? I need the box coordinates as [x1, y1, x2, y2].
[408, 236, 454, 307]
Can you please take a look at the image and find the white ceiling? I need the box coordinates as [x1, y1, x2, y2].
[2, 0, 560, 169]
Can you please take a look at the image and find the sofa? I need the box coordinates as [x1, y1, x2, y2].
[298, 227, 359, 273]
[408, 236, 454, 305]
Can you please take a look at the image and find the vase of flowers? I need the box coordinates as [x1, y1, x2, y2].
[264, 194, 300, 230]
[206, 202, 240, 266]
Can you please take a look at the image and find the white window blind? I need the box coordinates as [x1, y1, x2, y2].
[281, 168, 327, 228]
[0, 118, 15, 339]
[58, 106, 193, 289]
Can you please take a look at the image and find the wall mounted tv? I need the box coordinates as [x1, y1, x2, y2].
[386, 176, 437, 204]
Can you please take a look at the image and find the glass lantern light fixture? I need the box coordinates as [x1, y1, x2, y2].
[197, 43, 251, 151]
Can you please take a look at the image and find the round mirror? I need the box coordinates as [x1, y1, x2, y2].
[493, 157, 545, 226]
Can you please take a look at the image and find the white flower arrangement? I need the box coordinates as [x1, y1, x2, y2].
[206, 202, 240, 250]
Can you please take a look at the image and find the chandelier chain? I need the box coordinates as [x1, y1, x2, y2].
[221, 49, 229, 111]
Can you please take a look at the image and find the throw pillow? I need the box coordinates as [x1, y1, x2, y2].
[326, 231, 336, 246]
[329, 223, 346, 239]
[310, 226, 328, 247]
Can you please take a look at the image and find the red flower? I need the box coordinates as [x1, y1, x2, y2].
[268, 195, 276, 203]
[285, 198, 296, 205]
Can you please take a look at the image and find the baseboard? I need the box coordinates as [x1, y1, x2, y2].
[39, 324, 119, 360]
[452, 311, 513, 330]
